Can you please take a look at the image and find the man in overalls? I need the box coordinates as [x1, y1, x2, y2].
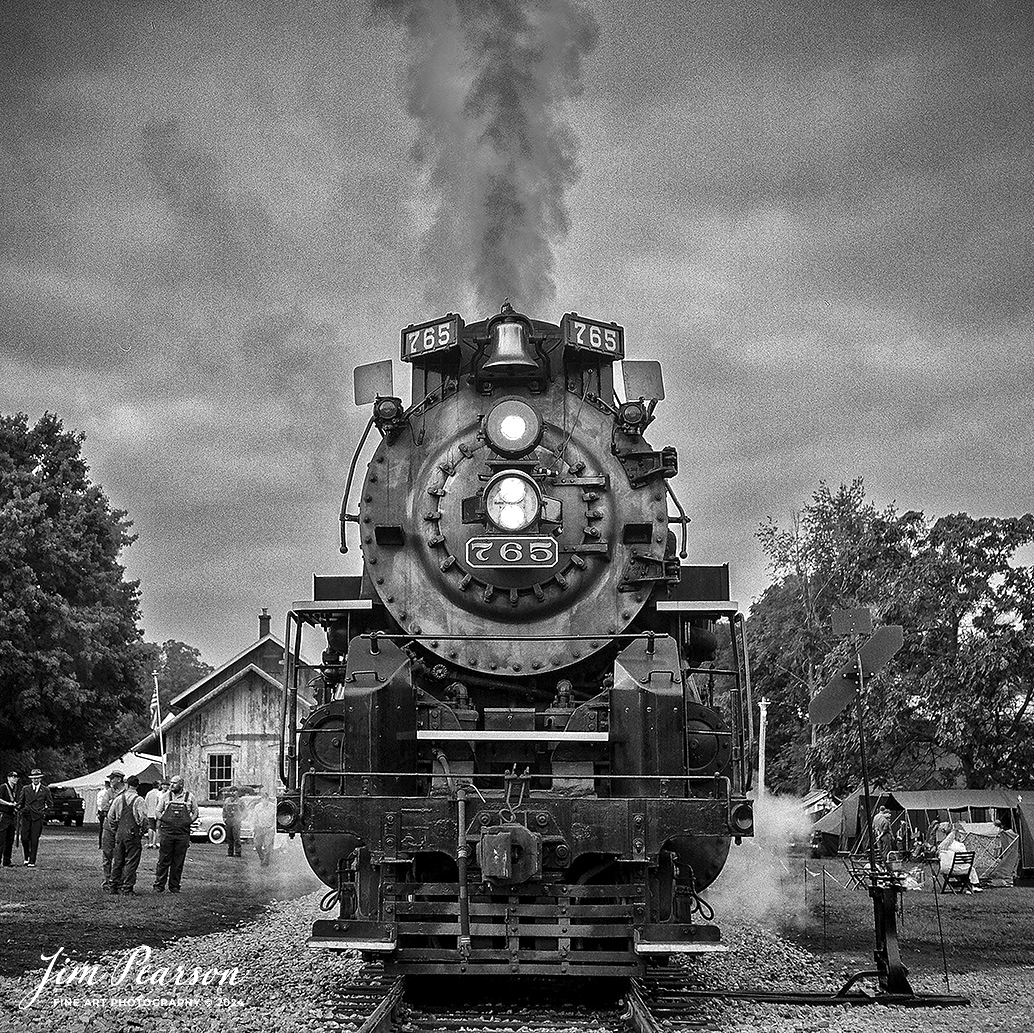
[109, 775, 148, 895]
[153, 775, 198, 894]
[101, 770, 126, 893]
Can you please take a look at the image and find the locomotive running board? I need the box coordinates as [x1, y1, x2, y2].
[633, 927, 728, 955]
[634, 941, 728, 954]
[309, 919, 396, 953]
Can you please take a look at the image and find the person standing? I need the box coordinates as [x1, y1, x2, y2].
[252, 790, 276, 868]
[222, 788, 243, 858]
[109, 776, 148, 895]
[96, 777, 113, 850]
[871, 804, 894, 865]
[153, 775, 198, 894]
[101, 771, 126, 892]
[17, 769, 53, 867]
[0, 772, 19, 867]
[144, 779, 166, 849]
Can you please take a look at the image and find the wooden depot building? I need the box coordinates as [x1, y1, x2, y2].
[133, 610, 312, 804]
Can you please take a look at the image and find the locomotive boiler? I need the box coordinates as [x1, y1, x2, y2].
[277, 304, 755, 976]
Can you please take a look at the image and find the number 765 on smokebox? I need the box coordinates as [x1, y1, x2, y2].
[560, 313, 625, 359]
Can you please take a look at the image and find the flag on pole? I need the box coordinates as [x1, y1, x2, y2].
[152, 673, 168, 775]
[150, 674, 162, 731]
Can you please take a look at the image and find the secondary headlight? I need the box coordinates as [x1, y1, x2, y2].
[484, 399, 542, 457]
[484, 471, 541, 532]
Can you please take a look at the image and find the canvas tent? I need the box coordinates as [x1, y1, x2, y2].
[810, 785, 1029, 885]
[53, 752, 166, 823]
[813, 786, 1028, 880]
[814, 787, 1017, 845]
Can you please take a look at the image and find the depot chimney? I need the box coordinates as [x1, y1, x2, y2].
[259, 608, 271, 638]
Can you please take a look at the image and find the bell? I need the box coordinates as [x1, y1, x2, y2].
[483, 304, 538, 373]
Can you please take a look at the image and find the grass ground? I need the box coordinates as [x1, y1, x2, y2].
[0, 825, 322, 978]
[4, 830, 1031, 991]
[775, 854, 1031, 979]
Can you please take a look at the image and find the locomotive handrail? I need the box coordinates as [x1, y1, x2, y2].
[737, 611, 756, 754]
[279, 612, 292, 788]
[338, 414, 375, 554]
[299, 769, 735, 786]
[665, 482, 689, 559]
[348, 632, 684, 642]
[416, 730, 608, 742]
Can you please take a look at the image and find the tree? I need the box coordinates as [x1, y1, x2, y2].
[751, 481, 908, 793]
[118, 639, 215, 745]
[750, 482, 1034, 794]
[899, 513, 1034, 788]
[155, 639, 213, 704]
[0, 413, 145, 777]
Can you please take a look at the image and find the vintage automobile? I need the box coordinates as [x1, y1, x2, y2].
[46, 786, 85, 827]
[190, 798, 256, 844]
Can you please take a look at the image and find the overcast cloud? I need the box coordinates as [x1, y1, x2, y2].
[2, 0, 1031, 663]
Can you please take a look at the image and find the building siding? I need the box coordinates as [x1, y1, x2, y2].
[165, 668, 285, 804]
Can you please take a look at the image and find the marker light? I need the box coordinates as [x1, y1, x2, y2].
[485, 399, 542, 457]
[485, 472, 541, 532]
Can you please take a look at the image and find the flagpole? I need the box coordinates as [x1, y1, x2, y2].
[153, 672, 167, 775]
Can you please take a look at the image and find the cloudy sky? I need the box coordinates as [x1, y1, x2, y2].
[2, 0, 1031, 665]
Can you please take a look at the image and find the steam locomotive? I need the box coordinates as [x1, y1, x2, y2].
[276, 305, 755, 976]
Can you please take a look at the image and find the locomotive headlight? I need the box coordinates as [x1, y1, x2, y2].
[485, 399, 542, 457]
[485, 471, 541, 532]
[501, 414, 527, 440]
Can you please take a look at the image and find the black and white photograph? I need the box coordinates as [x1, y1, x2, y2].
[2, 1, 1032, 1031]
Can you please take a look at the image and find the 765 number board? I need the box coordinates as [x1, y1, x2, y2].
[465, 537, 559, 569]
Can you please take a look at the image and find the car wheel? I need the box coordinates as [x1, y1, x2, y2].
[208, 824, 226, 845]
[64, 817, 72, 827]
[76, 817, 83, 827]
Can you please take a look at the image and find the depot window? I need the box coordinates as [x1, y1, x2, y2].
[208, 754, 233, 801]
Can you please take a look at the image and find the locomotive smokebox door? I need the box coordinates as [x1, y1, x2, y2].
[477, 825, 542, 885]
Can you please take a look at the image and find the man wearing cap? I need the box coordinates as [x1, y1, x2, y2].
[872, 804, 894, 865]
[101, 771, 126, 892]
[17, 769, 53, 867]
[0, 771, 19, 867]
[153, 775, 198, 893]
[109, 775, 148, 894]
[144, 778, 167, 849]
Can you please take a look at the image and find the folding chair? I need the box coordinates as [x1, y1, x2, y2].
[940, 851, 976, 894]
[843, 855, 876, 890]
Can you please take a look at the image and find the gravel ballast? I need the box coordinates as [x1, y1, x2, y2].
[2, 893, 1031, 1032]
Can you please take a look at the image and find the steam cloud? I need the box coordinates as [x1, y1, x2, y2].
[373, 0, 599, 314]
[707, 794, 814, 927]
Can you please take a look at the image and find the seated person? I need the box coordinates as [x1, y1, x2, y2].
[937, 823, 982, 892]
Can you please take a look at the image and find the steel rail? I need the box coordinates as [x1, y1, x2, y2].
[356, 976, 405, 1033]
[622, 980, 664, 1033]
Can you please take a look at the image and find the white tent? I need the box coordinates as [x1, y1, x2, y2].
[53, 752, 166, 823]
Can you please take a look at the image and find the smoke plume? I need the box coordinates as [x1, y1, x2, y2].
[707, 794, 814, 927]
[373, 0, 599, 314]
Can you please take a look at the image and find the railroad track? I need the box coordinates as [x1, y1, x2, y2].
[314, 964, 723, 1033]
[625, 972, 724, 1032]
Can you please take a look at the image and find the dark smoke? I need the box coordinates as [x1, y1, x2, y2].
[373, 0, 599, 313]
